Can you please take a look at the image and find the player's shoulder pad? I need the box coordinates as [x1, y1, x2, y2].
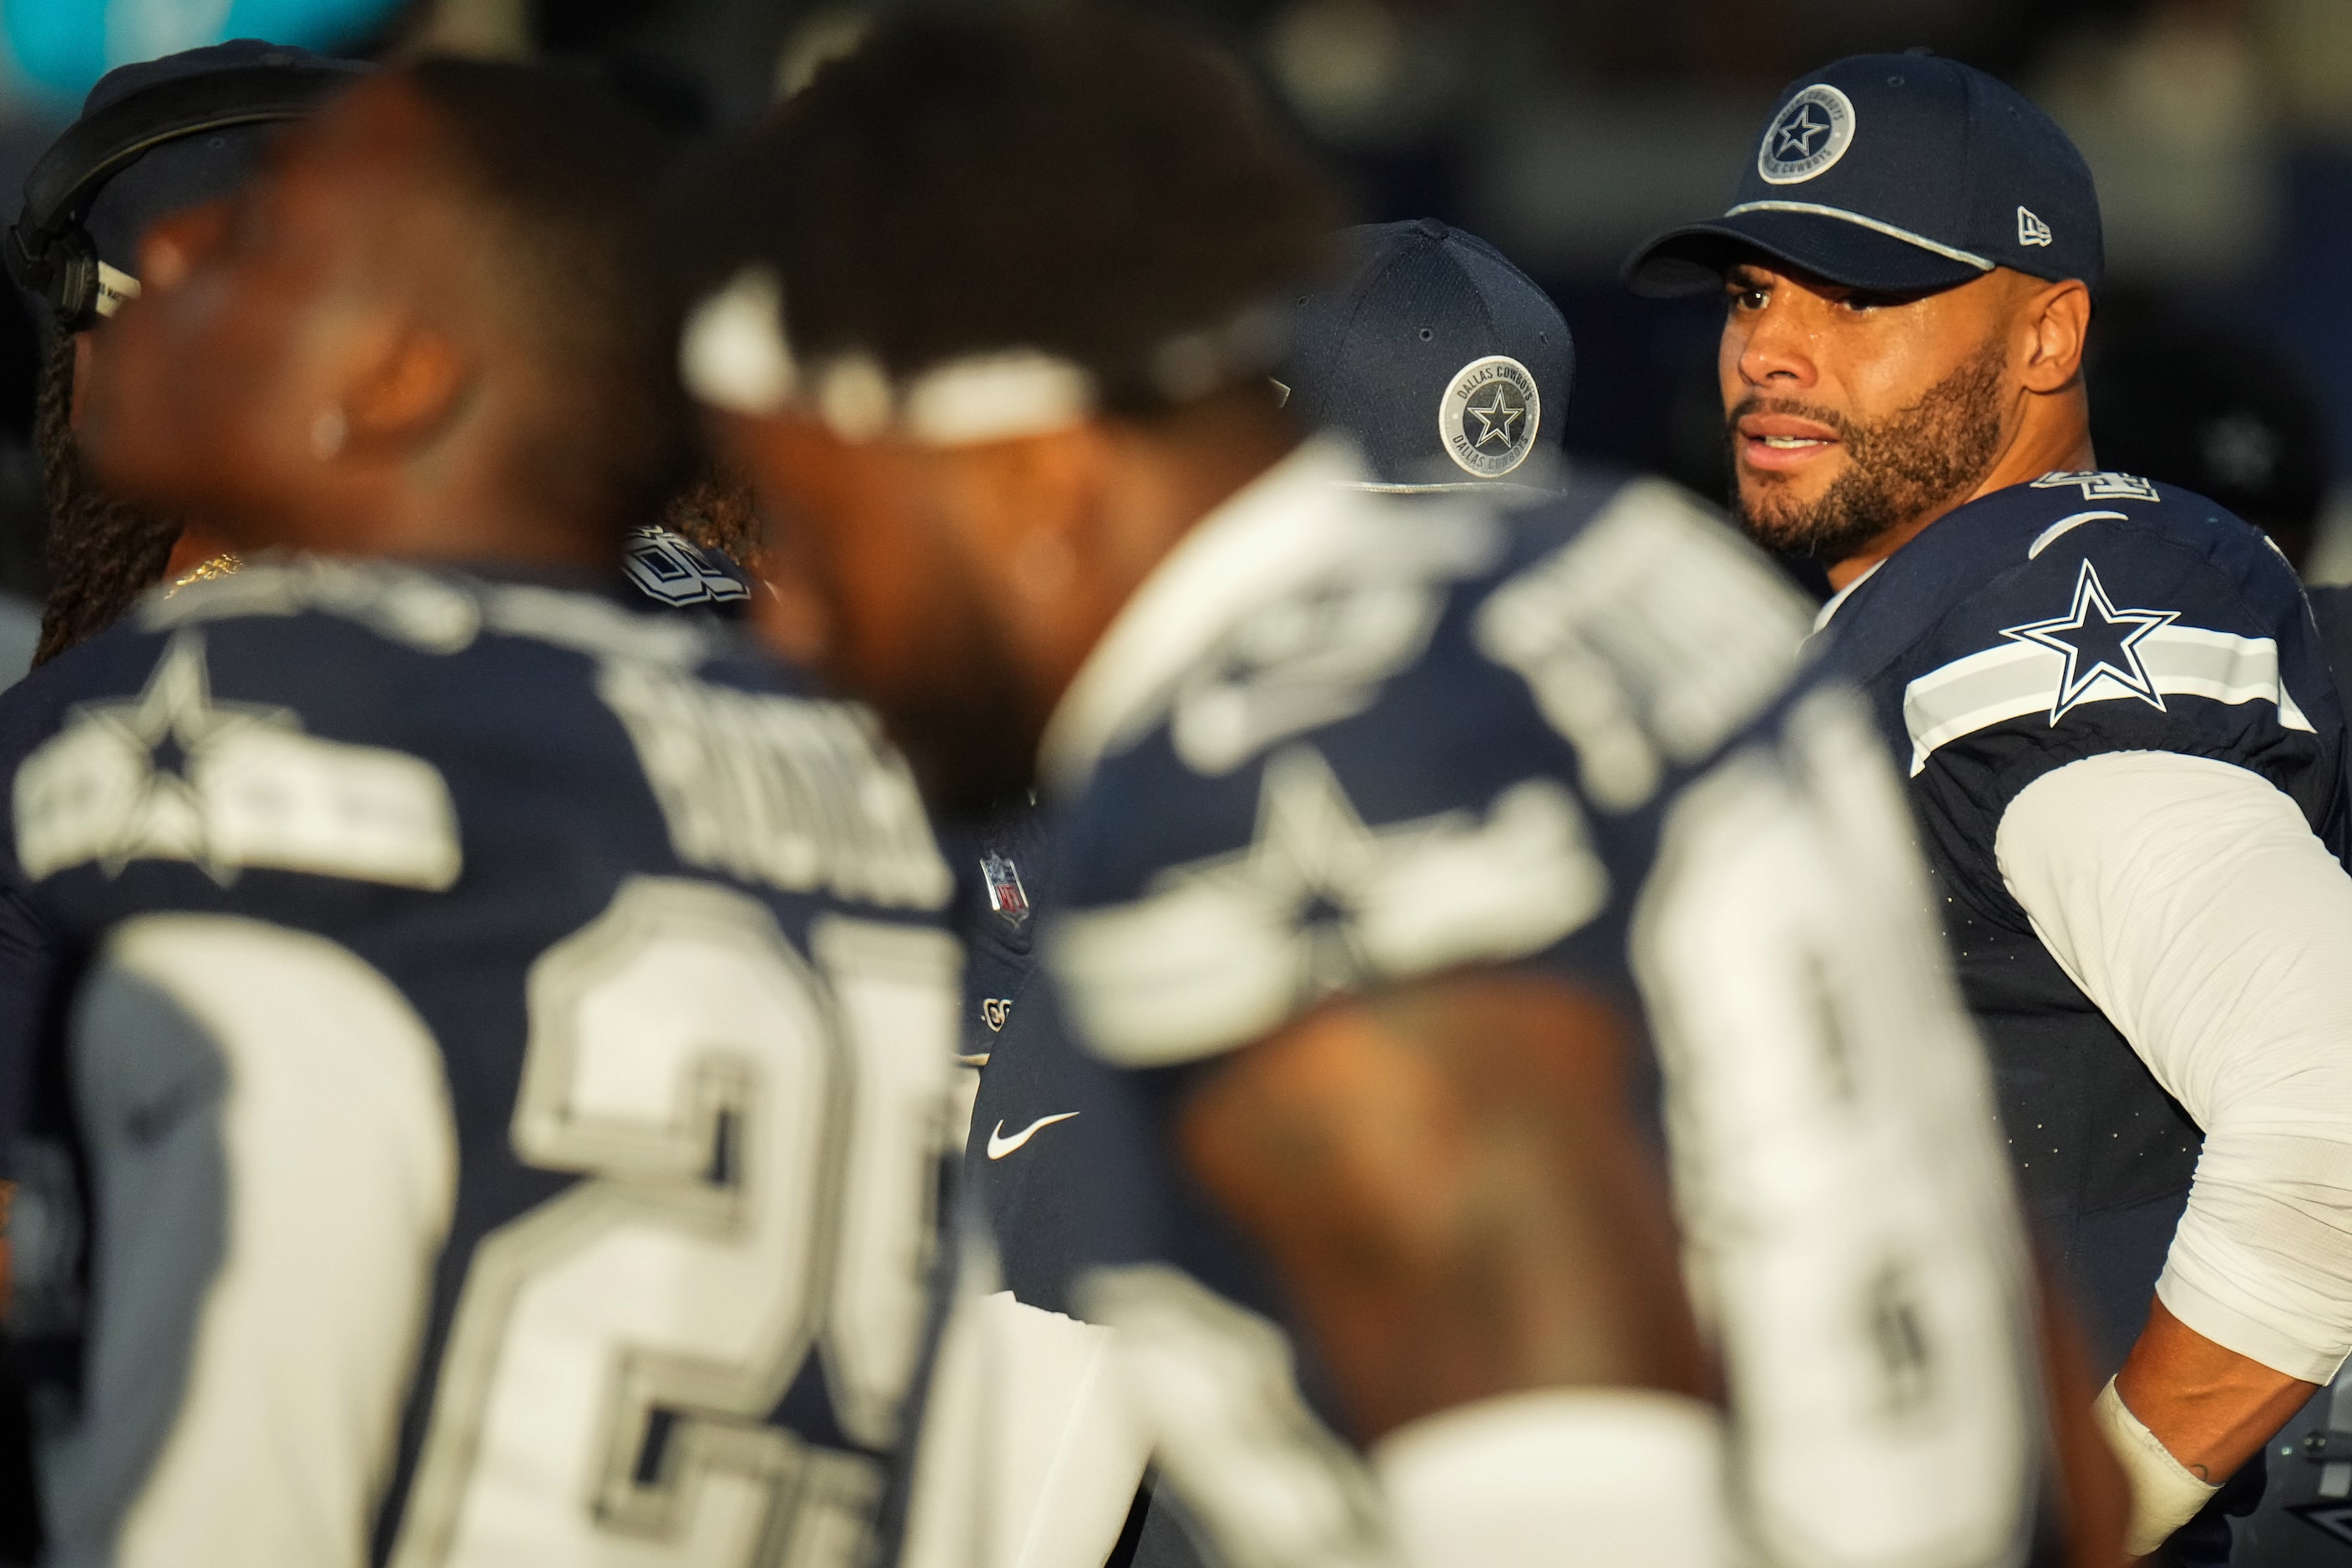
[1473, 469, 1818, 810]
[1048, 470, 1814, 1068]
[13, 612, 475, 895]
[10, 558, 941, 908]
[1880, 473, 2329, 778]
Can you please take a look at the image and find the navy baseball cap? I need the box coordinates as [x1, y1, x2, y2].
[78, 41, 366, 277]
[1278, 219, 1572, 490]
[1623, 53, 2102, 299]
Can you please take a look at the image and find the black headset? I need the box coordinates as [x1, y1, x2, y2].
[7, 62, 357, 331]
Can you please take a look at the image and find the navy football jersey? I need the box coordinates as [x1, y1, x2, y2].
[6, 557, 962, 1565]
[1813, 470, 2350, 1373]
[1003, 443, 2048, 1568]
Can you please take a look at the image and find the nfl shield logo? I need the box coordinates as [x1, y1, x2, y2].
[981, 852, 1029, 928]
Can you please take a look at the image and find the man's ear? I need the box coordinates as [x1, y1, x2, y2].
[341, 324, 469, 455]
[2021, 278, 2093, 395]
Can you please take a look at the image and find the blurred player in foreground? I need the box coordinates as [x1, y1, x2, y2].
[1630, 52, 2352, 1564]
[7, 59, 961, 1564]
[941, 213, 1584, 1568]
[686, 14, 2086, 1566]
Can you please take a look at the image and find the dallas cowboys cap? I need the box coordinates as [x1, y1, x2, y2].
[78, 42, 367, 278]
[1622, 53, 2102, 299]
[1279, 219, 1571, 490]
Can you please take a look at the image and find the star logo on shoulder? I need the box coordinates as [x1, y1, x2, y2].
[1181, 746, 1411, 996]
[2000, 559, 2177, 724]
[64, 634, 294, 878]
[14, 631, 463, 889]
[1049, 743, 1613, 1065]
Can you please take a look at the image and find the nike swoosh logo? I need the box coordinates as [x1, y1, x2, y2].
[987, 1112, 1079, 1160]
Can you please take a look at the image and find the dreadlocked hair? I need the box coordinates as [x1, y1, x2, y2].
[402, 58, 689, 539]
[660, 468, 765, 574]
[33, 328, 180, 666]
[675, 11, 1341, 417]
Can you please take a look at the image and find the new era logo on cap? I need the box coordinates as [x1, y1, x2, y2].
[1623, 53, 2102, 301]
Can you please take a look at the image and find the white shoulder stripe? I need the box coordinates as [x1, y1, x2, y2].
[1904, 625, 2312, 775]
[2027, 510, 2128, 559]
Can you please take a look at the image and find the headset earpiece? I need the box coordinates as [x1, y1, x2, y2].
[25, 228, 99, 328]
[10, 60, 362, 332]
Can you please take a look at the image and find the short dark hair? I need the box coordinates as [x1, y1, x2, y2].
[680, 12, 1340, 416]
[404, 57, 685, 533]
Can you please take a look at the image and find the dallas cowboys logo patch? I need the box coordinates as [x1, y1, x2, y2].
[2000, 560, 2177, 723]
[1439, 356, 1540, 479]
[1900, 555, 2314, 775]
[1049, 746, 1608, 1065]
[1758, 83, 1856, 185]
[14, 632, 463, 888]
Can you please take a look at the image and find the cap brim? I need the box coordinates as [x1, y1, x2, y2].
[1622, 207, 1991, 299]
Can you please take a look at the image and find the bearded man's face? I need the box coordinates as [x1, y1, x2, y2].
[1718, 262, 2018, 563]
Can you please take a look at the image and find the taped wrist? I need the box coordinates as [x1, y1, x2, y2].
[2092, 1378, 2218, 1557]
[1371, 1388, 1731, 1568]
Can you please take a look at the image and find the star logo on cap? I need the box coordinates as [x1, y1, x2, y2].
[1999, 559, 2177, 723]
[1758, 83, 1857, 185]
[1776, 103, 1833, 159]
[1467, 387, 1524, 447]
[1439, 356, 1540, 478]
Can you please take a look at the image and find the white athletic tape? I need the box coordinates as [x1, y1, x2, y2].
[2093, 1378, 2218, 1556]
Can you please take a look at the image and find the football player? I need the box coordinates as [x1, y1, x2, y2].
[0, 47, 362, 1536]
[685, 15, 2081, 1567]
[1628, 52, 2352, 1564]
[937, 213, 1582, 1568]
[6, 59, 962, 1565]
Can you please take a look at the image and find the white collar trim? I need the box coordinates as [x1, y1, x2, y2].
[1039, 435, 1379, 797]
[1812, 558, 1884, 634]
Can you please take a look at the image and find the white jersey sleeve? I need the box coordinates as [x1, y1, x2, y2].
[1997, 748, 2352, 1383]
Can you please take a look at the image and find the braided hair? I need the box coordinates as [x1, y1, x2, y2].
[31, 329, 180, 666]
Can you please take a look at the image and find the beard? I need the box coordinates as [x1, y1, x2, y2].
[831, 563, 1044, 827]
[867, 631, 1041, 826]
[1729, 341, 2007, 562]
